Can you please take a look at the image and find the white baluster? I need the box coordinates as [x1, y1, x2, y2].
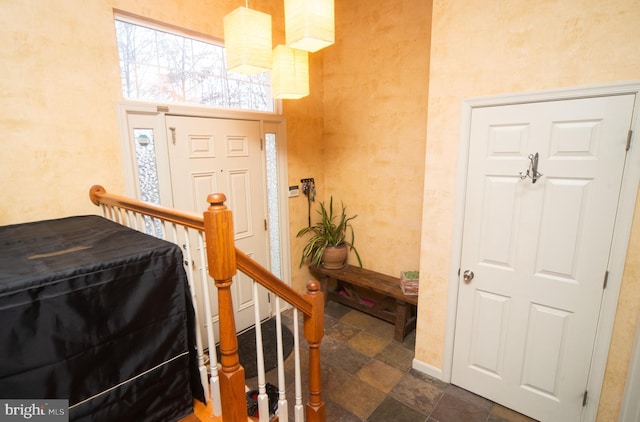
[106, 205, 114, 221]
[253, 281, 270, 422]
[131, 211, 140, 232]
[275, 298, 288, 421]
[180, 226, 208, 402]
[293, 308, 304, 422]
[135, 212, 144, 233]
[198, 231, 221, 415]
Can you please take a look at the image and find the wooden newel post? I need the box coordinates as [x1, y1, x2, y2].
[203, 193, 246, 422]
[303, 279, 326, 422]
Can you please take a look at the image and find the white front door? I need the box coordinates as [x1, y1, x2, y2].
[452, 94, 635, 421]
[165, 115, 271, 337]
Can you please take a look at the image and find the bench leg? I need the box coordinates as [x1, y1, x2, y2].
[394, 301, 409, 342]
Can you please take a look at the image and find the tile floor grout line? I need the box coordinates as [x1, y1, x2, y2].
[427, 382, 447, 422]
[278, 302, 536, 422]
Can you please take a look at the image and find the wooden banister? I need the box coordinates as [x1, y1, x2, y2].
[236, 250, 313, 317]
[303, 280, 326, 422]
[90, 185, 326, 421]
[90, 185, 314, 316]
[90, 185, 204, 230]
[203, 194, 246, 422]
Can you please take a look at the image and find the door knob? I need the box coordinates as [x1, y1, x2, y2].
[463, 270, 474, 283]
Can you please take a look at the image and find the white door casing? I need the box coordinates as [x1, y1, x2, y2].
[444, 83, 640, 422]
[165, 115, 271, 337]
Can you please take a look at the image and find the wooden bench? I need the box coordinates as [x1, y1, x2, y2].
[311, 264, 418, 342]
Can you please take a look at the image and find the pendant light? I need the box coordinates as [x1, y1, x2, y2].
[271, 45, 309, 99]
[285, 0, 334, 53]
[223, 4, 272, 74]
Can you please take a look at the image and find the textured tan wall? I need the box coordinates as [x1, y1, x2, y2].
[416, 1, 640, 420]
[318, 0, 432, 278]
[1, 1, 124, 223]
[287, 0, 432, 290]
[283, 52, 327, 291]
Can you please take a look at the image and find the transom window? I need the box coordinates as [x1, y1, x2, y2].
[115, 18, 274, 112]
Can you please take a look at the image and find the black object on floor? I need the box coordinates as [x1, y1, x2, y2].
[217, 318, 294, 379]
[246, 382, 279, 417]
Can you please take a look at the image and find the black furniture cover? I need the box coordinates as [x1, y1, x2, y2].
[0, 215, 205, 421]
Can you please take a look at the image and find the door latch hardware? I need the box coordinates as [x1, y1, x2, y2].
[463, 270, 474, 283]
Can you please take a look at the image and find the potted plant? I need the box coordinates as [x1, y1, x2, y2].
[400, 270, 419, 295]
[297, 197, 362, 269]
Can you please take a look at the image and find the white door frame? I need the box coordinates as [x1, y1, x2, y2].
[115, 100, 293, 287]
[443, 81, 640, 421]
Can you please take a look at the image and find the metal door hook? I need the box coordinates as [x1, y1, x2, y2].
[519, 152, 543, 183]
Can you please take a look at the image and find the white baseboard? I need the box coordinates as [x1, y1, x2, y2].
[412, 358, 443, 381]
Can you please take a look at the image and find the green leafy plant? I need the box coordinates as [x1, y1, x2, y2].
[402, 271, 420, 280]
[296, 197, 362, 268]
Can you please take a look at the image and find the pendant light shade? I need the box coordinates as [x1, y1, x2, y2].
[224, 7, 272, 74]
[285, 0, 334, 53]
[271, 45, 309, 99]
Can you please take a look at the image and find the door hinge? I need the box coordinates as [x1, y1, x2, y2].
[458, 268, 461, 277]
[582, 390, 588, 407]
[603, 270, 609, 289]
[626, 129, 633, 151]
[264, 219, 268, 231]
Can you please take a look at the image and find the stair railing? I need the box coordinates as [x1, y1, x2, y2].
[89, 185, 325, 422]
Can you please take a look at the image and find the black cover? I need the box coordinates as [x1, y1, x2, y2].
[0, 215, 205, 421]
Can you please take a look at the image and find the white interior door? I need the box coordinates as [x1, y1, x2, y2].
[452, 94, 635, 421]
[165, 115, 271, 339]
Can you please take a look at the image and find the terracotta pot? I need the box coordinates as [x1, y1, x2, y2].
[321, 244, 349, 269]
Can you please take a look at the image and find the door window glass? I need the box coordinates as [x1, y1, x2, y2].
[265, 133, 281, 278]
[133, 128, 160, 205]
[133, 128, 162, 237]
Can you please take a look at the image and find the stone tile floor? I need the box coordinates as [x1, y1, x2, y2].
[246, 300, 537, 422]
